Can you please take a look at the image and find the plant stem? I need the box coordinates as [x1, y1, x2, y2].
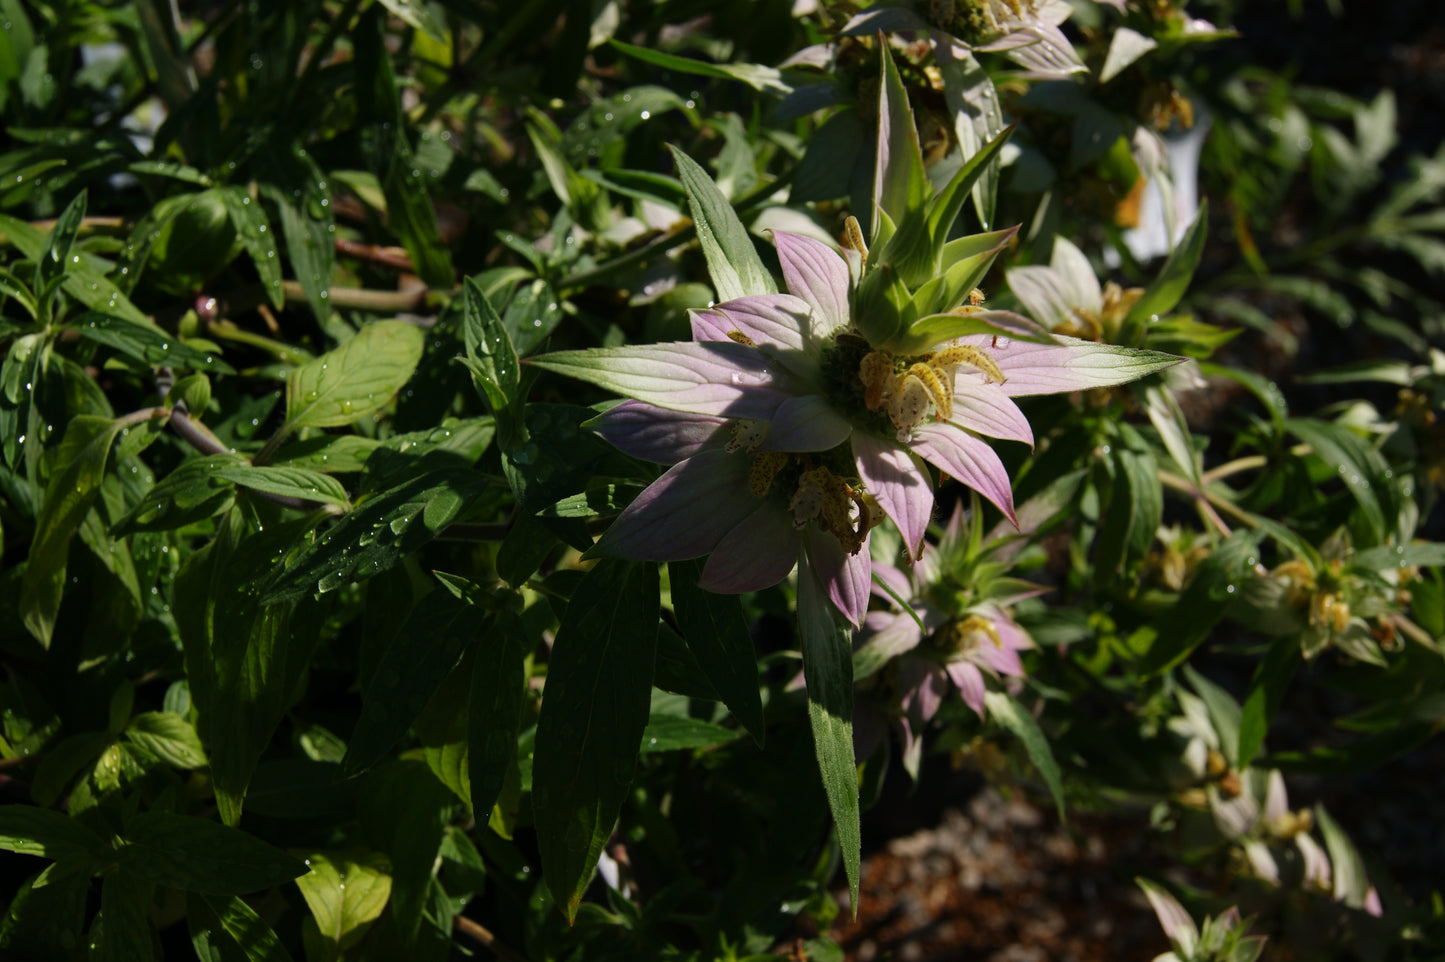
[1157, 468, 1261, 533]
[453, 914, 530, 962]
[206, 319, 314, 366]
[1199, 445, 1313, 485]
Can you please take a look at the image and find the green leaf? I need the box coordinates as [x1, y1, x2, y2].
[134, 0, 195, 113]
[95, 872, 157, 962]
[0, 264, 39, 319]
[167, 373, 212, 414]
[0, 212, 150, 325]
[608, 38, 788, 95]
[902, 228, 1021, 326]
[283, 320, 426, 433]
[1138, 532, 1261, 674]
[927, 124, 1014, 253]
[0, 805, 108, 861]
[1183, 666, 1241, 769]
[983, 691, 1066, 821]
[937, 47, 1004, 228]
[260, 144, 334, 325]
[532, 559, 658, 921]
[377, 0, 447, 40]
[261, 469, 488, 603]
[113, 453, 246, 534]
[796, 553, 860, 912]
[355, 10, 454, 287]
[188, 893, 297, 962]
[873, 45, 930, 246]
[343, 590, 482, 776]
[19, 415, 126, 647]
[541, 482, 642, 519]
[1144, 384, 1201, 485]
[218, 187, 283, 310]
[269, 435, 380, 474]
[125, 712, 208, 769]
[1285, 417, 1392, 540]
[653, 623, 722, 700]
[1315, 806, 1373, 910]
[1124, 201, 1208, 326]
[174, 515, 315, 825]
[119, 812, 307, 895]
[358, 761, 452, 944]
[212, 465, 350, 509]
[468, 609, 527, 823]
[29, 731, 112, 808]
[0, 863, 91, 960]
[669, 145, 776, 303]
[1351, 542, 1445, 570]
[37, 189, 85, 293]
[293, 851, 392, 957]
[73, 309, 229, 368]
[669, 559, 764, 744]
[1094, 445, 1161, 579]
[417, 657, 472, 807]
[459, 276, 524, 450]
[639, 714, 739, 753]
[1237, 636, 1298, 769]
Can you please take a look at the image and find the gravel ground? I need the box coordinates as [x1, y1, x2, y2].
[830, 789, 1167, 962]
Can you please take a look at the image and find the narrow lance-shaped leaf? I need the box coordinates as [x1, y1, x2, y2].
[262, 145, 335, 325]
[984, 692, 1066, 821]
[173, 514, 316, 825]
[468, 608, 528, 823]
[796, 550, 861, 912]
[218, 187, 283, 310]
[532, 559, 659, 921]
[0, 805, 110, 861]
[1124, 200, 1209, 327]
[37, 189, 85, 294]
[261, 469, 488, 603]
[118, 812, 307, 895]
[1237, 636, 1299, 770]
[459, 276, 525, 450]
[188, 893, 298, 962]
[669, 145, 776, 303]
[95, 873, 157, 962]
[1315, 806, 1375, 911]
[354, 8, 454, 287]
[343, 589, 482, 776]
[609, 38, 788, 94]
[927, 123, 1014, 256]
[0, 212, 150, 324]
[75, 310, 225, 377]
[212, 465, 350, 509]
[873, 45, 929, 248]
[358, 760, 452, 944]
[938, 46, 1004, 229]
[670, 559, 765, 745]
[19, 415, 126, 647]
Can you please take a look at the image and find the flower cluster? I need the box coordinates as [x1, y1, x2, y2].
[853, 503, 1040, 772]
[532, 47, 1181, 624]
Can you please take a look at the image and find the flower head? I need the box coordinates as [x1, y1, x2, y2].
[852, 503, 1040, 769]
[843, 0, 1085, 79]
[530, 46, 1181, 624]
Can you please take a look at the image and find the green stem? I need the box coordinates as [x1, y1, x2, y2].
[206, 319, 313, 366]
[1158, 468, 1261, 533]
